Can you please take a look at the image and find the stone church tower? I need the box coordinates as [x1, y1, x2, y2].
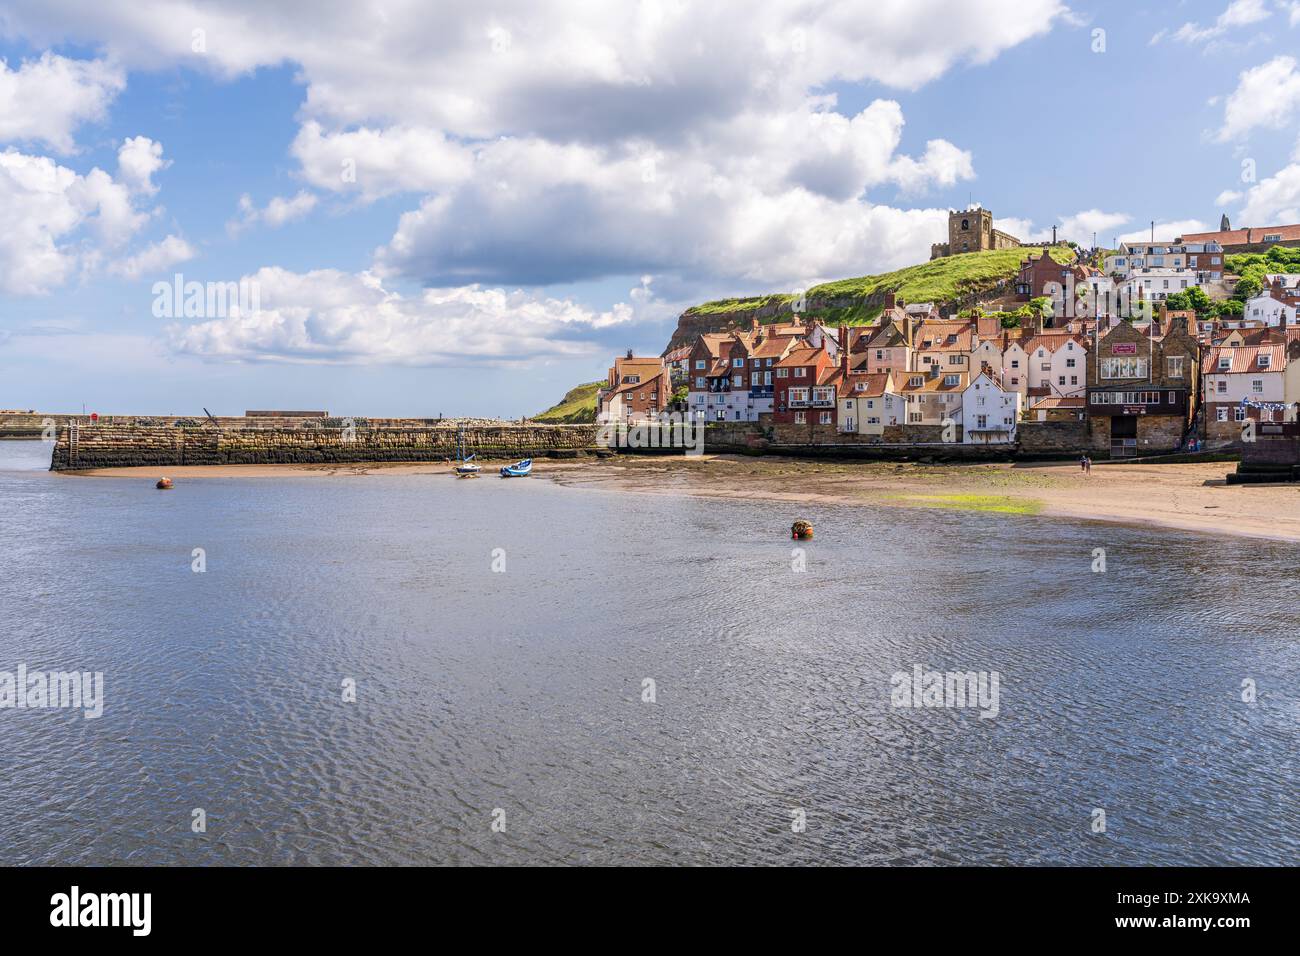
[930, 206, 1021, 259]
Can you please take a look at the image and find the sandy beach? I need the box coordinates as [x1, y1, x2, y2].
[59, 453, 1300, 543]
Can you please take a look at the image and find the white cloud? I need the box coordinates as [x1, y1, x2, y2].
[0, 144, 174, 293]
[1227, 162, 1300, 223]
[1216, 56, 1300, 142]
[1117, 220, 1210, 243]
[110, 234, 195, 279]
[0, 1, 1069, 137]
[370, 123, 960, 290]
[0, 53, 124, 153]
[1163, 0, 1270, 45]
[167, 268, 657, 366]
[994, 209, 1129, 245]
[291, 121, 474, 201]
[117, 135, 168, 194]
[227, 190, 319, 236]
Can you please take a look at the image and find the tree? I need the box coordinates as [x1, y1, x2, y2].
[1233, 274, 1261, 301]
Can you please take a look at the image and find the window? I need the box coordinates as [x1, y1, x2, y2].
[1218, 357, 1231, 371]
[1058, 376, 1066, 386]
[1217, 407, 1228, 422]
[1167, 355, 1184, 378]
[943, 375, 959, 386]
[733, 375, 742, 388]
[776, 369, 788, 378]
[819, 411, 832, 425]
[1234, 407, 1246, 422]
[733, 358, 743, 368]
[909, 376, 923, 387]
[1101, 357, 1149, 379]
[976, 414, 988, 428]
[1070, 376, 1078, 385]
[875, 349, 884, 360]
[794, 368, 807, 377]
[695, 360, 705, 370]
[1252, 380, 1264, 394]
[789, 388, 809, 406]
[1258, 354, 1271, 369]
[1010, 359, 1020, 369]
[1216, 381, 1227, 393]
[751, 373, 759, 386]
[695, 394, 704, 404]
[794, 411, 806, 424]
[1065, 358, 1076, 368]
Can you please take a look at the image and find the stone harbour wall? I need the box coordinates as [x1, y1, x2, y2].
[51, 423, 603, 471]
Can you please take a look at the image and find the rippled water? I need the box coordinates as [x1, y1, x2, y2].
[0, 439, 1296, 865]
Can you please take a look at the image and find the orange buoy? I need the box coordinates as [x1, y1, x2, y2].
[156, 477, 173, 490]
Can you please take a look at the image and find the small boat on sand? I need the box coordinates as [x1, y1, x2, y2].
[453, 454, 481, 476]
[450, 426, 481, 475]
[499, 458, 532, 478]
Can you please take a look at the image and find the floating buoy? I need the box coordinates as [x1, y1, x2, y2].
[156, 477, 173, 490]
[791, 520, 813, 540]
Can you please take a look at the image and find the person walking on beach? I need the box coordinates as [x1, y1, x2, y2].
[1084, 455, 1092, 474]
[1080, 453, 1087, 473]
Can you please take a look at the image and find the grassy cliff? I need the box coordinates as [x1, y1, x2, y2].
[669, 245, 1075, 347]
[533, 381, 603, 423]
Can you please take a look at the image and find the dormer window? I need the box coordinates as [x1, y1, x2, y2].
[909, 376, 923, 387]
[1218, 357, 1231, 371]
[1258, 354, 1271, 368]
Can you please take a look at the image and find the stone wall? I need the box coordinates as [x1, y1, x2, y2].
[50, 423, 602, 471]
[1019, 420, 1088, 456]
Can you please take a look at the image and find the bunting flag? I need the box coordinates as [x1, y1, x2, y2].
[1238, 397, 1291, 413]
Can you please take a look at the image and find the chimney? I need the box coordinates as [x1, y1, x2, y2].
[884, 292, 896, 312]
[1052, 225, 1057, 245]
[904, 311, 914, 349]
[839, 325, 850, 376]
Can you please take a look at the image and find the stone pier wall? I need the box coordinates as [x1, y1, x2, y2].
[50, 423, 602, 471]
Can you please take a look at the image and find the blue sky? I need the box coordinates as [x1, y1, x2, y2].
[4, 0, 1300, 416]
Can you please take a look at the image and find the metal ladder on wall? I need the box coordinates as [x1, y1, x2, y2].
[67, 421, 78, 468]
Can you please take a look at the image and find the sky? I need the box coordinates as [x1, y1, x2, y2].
[4, 0, 1300, 417]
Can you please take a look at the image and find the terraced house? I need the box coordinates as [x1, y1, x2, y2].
[1085, 317, 1199, 456]
[772, 344, 839, 433]
[1203, 342, 1287, 445]
[597, 352, 668, 423]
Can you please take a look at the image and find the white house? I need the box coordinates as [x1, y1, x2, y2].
[1119, 269, 1202, 311]
[962, 368, 1021, 444]
[1022, 332, 1089, 398]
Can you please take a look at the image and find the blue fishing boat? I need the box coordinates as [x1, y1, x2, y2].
[499, 458, 532, 478]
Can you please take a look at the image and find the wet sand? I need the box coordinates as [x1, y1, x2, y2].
[62, 455, 1300, 543]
